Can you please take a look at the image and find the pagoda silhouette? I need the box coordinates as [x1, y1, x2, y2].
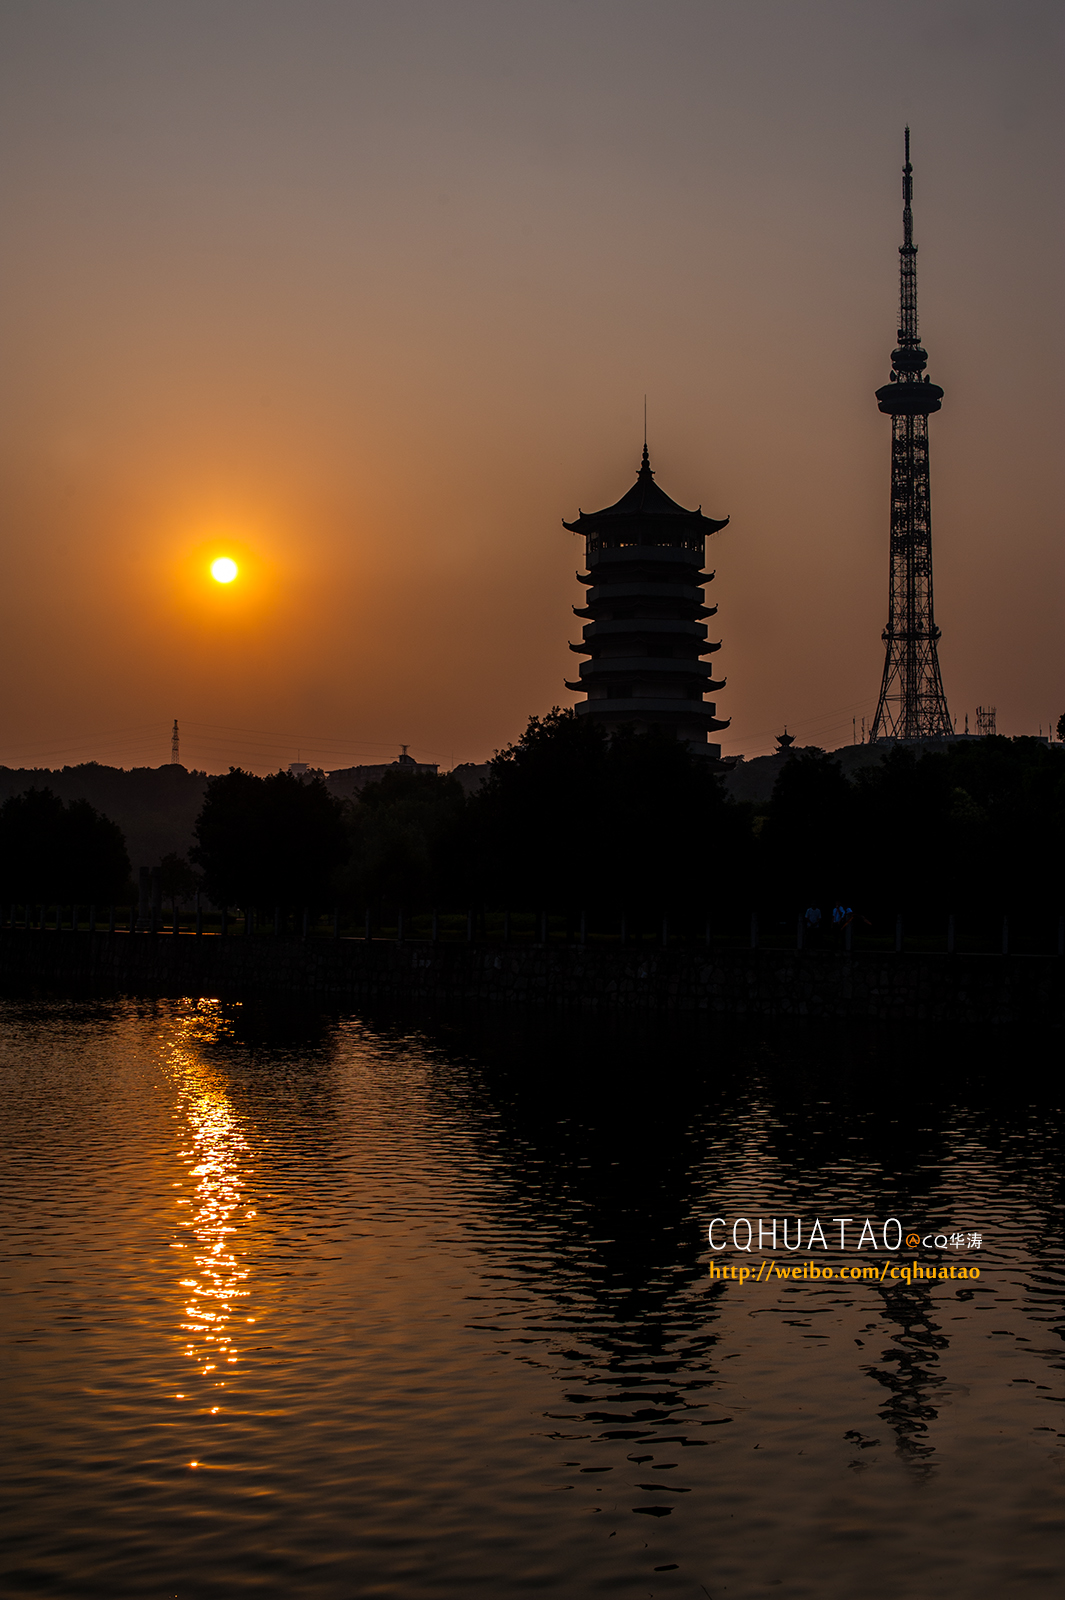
[564, 446, 729, 758]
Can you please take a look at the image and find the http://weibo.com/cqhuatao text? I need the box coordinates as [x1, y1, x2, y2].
[705, 1216, 984, 1286]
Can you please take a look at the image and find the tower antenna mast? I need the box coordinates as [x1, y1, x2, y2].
[869, 130, 952, 742]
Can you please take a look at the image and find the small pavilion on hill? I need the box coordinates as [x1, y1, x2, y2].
[563, 446, 730, 758]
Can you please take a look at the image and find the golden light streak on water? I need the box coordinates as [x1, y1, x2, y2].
[163, 1001, 253, 1415]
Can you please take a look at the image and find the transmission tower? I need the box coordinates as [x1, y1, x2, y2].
[870, 131, 952, 742]
[171, 718, 180, 764]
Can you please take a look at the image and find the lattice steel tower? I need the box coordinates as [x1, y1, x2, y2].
[870, 131, 952, 741]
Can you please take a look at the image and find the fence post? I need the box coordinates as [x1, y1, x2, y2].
[947, 913, 955, 954]
[895, 913, 903, 953]
[796, 913, 804, 951]
[749, 912, 759, 950]
[1001, 915, 1009, 956]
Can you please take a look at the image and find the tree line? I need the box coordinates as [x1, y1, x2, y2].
[2, 713, 1063, 923]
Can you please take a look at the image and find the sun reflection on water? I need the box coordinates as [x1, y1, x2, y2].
[165, 1001, 254, 1394]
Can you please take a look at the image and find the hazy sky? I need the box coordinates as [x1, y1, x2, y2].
[0, 0, 1060, 772]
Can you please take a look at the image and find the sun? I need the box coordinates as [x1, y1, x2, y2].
[211, 557, 239, 584]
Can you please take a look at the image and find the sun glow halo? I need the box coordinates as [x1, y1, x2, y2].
[211, 557, 239, 584]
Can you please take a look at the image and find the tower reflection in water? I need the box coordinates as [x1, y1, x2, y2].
[165, 1001, 255, 1398]
[416, 1008, 1062, 1489]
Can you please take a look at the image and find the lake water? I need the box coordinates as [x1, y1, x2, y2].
[2, 996, 1063, 1598]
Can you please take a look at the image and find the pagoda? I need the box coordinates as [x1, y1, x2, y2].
[564, 447, 729, 757]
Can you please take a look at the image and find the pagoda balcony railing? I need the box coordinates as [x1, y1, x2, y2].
[581, 618, 709, 638]
[585, 542, 706, 563]
[574, 696, 726, 724]
[577, 657, 718, 679]
[583, 581, 710, 606]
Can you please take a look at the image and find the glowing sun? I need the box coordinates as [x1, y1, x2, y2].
[211, 557, 239, 584]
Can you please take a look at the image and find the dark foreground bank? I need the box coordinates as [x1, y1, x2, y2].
[1, 926, 1061, 1024]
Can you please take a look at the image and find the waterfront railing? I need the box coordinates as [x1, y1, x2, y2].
[3, 903, 1064, 957]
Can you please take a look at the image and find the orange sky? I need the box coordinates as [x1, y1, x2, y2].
[0, 0, 1061, 772]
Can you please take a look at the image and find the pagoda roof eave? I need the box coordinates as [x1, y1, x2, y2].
[563, 511, 728, 536]
[562, 448, 729, 536]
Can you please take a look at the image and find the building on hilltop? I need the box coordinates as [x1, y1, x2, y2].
[448, 762, 491, 797]
[326, 746, 438, 800]
[563, 446, 730, 759]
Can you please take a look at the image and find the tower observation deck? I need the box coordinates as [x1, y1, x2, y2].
[563, 447, 730, 758]
[870, 130, 952, 741]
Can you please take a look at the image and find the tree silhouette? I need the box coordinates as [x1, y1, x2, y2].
[0, 787, 131, 901]
[192, 769, 347, 910]
[470, 710, 744, 912]
[760, 747, 854, 905]
[157, 852, 202, 912]
[336, 769, 467, 908]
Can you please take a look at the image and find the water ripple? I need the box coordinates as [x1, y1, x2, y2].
[1, 999, 1063, 1598]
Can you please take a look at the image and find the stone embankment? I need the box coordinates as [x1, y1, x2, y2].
[1, 928, 1061, 1023]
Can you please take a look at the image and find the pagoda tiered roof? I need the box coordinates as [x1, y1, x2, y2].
[563, 447, 728, 542]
